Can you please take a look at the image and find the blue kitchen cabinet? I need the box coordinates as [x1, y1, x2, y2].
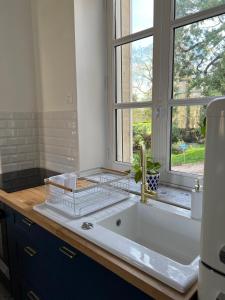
[5, 207, 153, 300]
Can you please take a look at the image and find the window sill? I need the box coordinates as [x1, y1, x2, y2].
[129, 179, 191, 210]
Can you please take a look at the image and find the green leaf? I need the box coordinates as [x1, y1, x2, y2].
[134, 169, 142, 183]
[200, 116, 207, 138]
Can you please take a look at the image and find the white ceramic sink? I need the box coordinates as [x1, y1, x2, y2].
[98, 202, 199, 265]
[34, 197, 200, 293]
[95, 202, 201, 293]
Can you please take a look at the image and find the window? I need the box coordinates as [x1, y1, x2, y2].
[170, 4, 225, 179]
[111, 0, 154, 165]
[115, 0, 154, 38]
[107, 0, 225, 188]
[116, 37, 153, 103]
[116, 107, 152, 163]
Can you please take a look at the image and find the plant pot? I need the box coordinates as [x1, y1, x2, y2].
[146, 172, 160, 191]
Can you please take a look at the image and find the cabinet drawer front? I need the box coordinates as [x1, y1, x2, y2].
[16, 234, 54, 293]
[21, 281, 50, 300]
[13, 211, 60, 256]
[14, 212, 36, 233]
[18, 241, 41, 280]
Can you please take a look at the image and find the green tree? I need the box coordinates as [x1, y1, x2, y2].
[174, 0, 225, 98]
[176, 0, 225, 17]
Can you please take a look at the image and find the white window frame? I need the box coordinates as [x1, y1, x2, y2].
[106, 0, 225, 189]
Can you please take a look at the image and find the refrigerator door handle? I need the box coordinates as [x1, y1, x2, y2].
[217, 293, 225, 300]
[219, 246, 225, 264]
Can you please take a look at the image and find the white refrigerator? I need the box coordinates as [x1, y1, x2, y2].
[199, 98, 225, 300]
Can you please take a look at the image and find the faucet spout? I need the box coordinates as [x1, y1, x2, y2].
[140, 144, 156, 204]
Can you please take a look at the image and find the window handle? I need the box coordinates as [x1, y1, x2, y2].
[59, 246, 77, 259]
[27, 290, 40, 300]
[24, 246, 37, 257]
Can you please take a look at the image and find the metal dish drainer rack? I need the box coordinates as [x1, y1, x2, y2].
[44, 168, 130, 218]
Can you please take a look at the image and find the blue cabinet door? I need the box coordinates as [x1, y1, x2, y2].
[50, 239, 152, 300]
[7, 207, 153, 300]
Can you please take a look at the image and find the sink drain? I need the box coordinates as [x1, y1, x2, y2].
[81, 222, 94, 230]
[116, 219, 121, 226]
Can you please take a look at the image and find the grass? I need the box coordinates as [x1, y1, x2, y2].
[171, 145, 205, 166]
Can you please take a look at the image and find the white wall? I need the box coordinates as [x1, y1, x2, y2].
[32, 0, 76, 112]
[0, 0, 36, 112]
[0, 0, 107, 173]
[74, 0, 107, 171]
[31, 0, 79, 172]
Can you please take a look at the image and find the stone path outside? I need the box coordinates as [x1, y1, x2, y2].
[172, 162, 204, 176]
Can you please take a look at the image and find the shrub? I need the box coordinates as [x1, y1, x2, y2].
[133, 122, 152, 152]
[172, 126, 182, 143]
[171, 144, 184, 154]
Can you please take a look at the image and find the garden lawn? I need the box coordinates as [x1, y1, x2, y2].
[171, 145, 205, 166]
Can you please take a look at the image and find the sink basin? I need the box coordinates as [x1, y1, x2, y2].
[95, 202, 201, 293]
[98, 202, 199, 265]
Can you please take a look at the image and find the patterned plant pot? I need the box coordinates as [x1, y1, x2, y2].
[146, 172, 160, 191]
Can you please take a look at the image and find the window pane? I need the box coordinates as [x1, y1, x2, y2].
[116, 37, 153, 103]
[115, 0, 154, 38]
[173, 14, 225, 99]
[171, 105, 206, 175]
[116, 108, 152, 163]
[175, 0, 225, 18]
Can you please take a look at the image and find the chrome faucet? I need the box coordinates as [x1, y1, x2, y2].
[140, 144, 156, 204]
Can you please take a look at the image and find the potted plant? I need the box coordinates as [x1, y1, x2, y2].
[132, 153, 161, 191]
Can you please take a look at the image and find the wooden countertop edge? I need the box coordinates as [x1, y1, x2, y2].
[0, 188, 197, 300]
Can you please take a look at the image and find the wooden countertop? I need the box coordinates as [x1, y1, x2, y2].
[0, 186, 197, 300]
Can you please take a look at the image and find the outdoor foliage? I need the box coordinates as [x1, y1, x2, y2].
[176, 0, 225, 18]
[128, 1, 225, 171]
[174, 1, 225, 98]
[132, 151, 161, 183]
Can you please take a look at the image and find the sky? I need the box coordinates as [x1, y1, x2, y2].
[132, 0, 154, 33]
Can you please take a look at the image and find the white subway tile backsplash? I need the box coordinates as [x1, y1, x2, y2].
[0, 139, 7, 146]
[39, 128, 75, 138]
[40, 160, 76, 173]
[0, 113, 14, 120]
[39, 119, 76, 130]
[15, 128, 34, 137]
[0, 111, 78, 174]
[0, 129, 14, 137]
[17, 145, 35, 153]
[0, 112, 39, 173]
[0, 121, 8, 128]
[20, 160, 39, 170]
[2, 163, 21, 173]
[0, 146, 17, 155]
[7, 120, 26, 128]
[38, 136, 76, 147]
[25, 137, 38, 145]
[12, 112, 34, 120]
[7, 137, 27, 145]
[38, 111, 78, 173]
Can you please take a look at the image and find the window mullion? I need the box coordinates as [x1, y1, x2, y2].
[106, 0, 115, 168]
[151, 0, 173, 177]
[169, 97, 213, 107]
[112, 27, 154, 47]
[172, 3, 225, 28]
[114, 101, 152, 110]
